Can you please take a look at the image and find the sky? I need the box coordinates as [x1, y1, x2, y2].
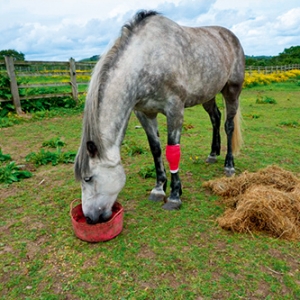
[1, 0, 300, 61]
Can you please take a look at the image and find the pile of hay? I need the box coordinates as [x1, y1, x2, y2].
[203, 166, 300, 240]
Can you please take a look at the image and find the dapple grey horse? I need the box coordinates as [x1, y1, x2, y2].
[75, 10, 244, 224]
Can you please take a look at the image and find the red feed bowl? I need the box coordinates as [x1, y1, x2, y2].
[70, 199, 124, 242]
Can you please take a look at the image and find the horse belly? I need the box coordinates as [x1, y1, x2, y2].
[134, 97, 167, 114]
[183, 76, 226, 108]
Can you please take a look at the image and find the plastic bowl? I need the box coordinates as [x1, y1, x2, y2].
[70, 199, 124, 242]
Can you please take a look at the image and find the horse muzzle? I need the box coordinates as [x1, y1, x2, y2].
[85, 209, 112, 224]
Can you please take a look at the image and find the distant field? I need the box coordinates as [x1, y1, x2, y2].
[0, 80, 299, 299]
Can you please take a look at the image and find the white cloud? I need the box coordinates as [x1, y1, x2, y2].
[274, 7, 300, 35]
[229, 6, 300, 56]
[157, 0, 216, 22]
[0, 0, 299, 60]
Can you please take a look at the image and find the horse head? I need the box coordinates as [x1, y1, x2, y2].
[75, 141, 126, 224]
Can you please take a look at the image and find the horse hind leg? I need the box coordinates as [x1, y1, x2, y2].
[202, 97, 221, 164]
[134, 111, 167, 201]
[221, 83, 243, 177]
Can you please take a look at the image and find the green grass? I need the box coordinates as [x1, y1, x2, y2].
[0, 81, 300, 299]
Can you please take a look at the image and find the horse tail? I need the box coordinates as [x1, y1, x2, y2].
[232, 104, 243, 155]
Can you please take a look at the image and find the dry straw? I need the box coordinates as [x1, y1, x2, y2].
[203, 166, 300, 241]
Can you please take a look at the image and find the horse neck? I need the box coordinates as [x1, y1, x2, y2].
[97, 78, 135, 161]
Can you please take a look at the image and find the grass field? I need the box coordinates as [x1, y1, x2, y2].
[0, 80, 300, 299]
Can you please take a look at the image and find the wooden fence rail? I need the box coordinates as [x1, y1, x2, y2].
[245, 64, 300, 74]
[0, 57, 96, 114]
[0, 57, 300, 115]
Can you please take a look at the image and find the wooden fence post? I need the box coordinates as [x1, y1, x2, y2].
[69, 58, 78, 103]
[4, 56, 23, 115]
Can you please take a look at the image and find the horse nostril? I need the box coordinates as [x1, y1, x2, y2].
[86, 216, 96, 224]
[99, 210, 112, 222]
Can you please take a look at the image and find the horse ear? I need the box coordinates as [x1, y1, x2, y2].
[86, 141, 98, 158]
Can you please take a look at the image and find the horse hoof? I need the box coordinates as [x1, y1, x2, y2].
[162, 199, 182, 210]
[149, 188, 166, 202]
[225, 167, 235, 177]
[149, 193, 165, 202]
[206, 155, 217, 164]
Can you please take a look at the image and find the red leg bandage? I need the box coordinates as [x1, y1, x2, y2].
[166, 144, 181, 173]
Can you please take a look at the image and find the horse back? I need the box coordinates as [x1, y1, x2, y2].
[116, 15, 245, 109]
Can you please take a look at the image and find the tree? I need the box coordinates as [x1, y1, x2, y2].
[0, 49, 25, 61]
[79, 55, 100, 62]
[270, 46, 300, 65]
[245, 55, 272, 67]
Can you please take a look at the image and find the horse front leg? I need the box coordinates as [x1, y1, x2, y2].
[134, 111, 167, 201]
[163, 105, 184, 210]
[163, 152, 182, 210]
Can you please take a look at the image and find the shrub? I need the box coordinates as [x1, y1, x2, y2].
[20, 97, 76, 113]
[0, 74, 11, 100]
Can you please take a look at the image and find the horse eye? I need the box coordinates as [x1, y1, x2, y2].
[84, 177, 92, 183]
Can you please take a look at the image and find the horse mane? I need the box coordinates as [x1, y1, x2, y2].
[96, 10, 159, 107]
[75, 10, 159, 180]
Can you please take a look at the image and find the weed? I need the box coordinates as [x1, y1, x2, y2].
[0, 161, 32, 184]
[0, 74, 11, 100]
[0, 149, 31, 184]
[42, 137, 66, 148]
[25, 149, 76, 166]
[278, 121, 299, 128]
[123, 141, 147, 156]
[244, 113, 260, 119]
[0, 149, 11, 162]
[61, 151, 77, 164]
[138, 164, 156, 178]
[0, 102, 15, 119]
[183, 122, 195, 132]
[26, 149, 59, 166]
[20, 97, 77, 113]
[190, 155, 202, 164]
[256, 95, 277, 104]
